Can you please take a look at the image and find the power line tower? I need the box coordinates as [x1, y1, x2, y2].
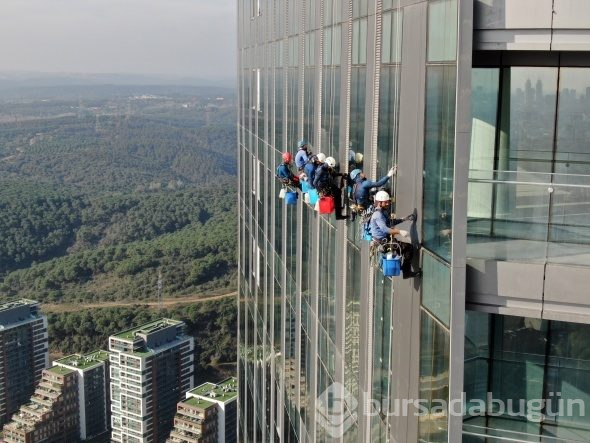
[157, 270, 163, 313]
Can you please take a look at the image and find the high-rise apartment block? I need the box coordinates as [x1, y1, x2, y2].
[166, 378, 238, 443]
[2, 365, 79, 443]
[109, 319, 194, 443]
[237, 0, 590, 442]
[54, 351, 111, 440]
[0, 299, 48, 426]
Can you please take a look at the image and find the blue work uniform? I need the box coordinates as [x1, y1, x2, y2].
[295, 149, 309, 170]
[303, 161, 317, 187]
[312, 164, 332, 190]
[352, 175, 391, 207]
[277, 163, 295, 182]
[370, 208, 404, 241]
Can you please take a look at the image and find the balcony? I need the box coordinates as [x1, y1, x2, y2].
[466, 170, 590, 321]
[467, 170, 590, 266]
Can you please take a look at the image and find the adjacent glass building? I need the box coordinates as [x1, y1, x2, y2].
[237, 0, 590, 441]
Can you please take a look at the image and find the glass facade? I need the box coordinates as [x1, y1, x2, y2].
[238, 0, 466, 442]
[237, 2, 590, 443]
[467, 66, 590, 265]
[464, 312, 590, 442]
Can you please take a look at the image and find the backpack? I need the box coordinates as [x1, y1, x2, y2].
[359, 206, 375, 241]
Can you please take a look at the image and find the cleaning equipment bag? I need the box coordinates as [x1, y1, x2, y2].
[319, 196, 335, 214]
[380, 253, 401, 277]
[308, 189, 319, 205]
[285, 190, 298, 205]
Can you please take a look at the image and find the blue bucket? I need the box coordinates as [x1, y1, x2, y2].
[301, 181, 312, 193]
[380, 255, 401, 277]
[285, 191, 298, 205]
[308, 189, 319, 205]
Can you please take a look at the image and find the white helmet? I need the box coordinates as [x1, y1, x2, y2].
[374, 190, 390, 202]
[355, 152, 364, 164]
[326, 156, 337, 168]
[317, 153, 326, 163]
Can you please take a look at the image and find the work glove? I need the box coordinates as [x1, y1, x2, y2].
[403, 213, 416, 222]
[387, 165, 397, 177]
[398, 229, 409, 238]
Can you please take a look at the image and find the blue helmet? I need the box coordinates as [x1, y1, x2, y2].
[350, 169, 362, 181]
[297, 138, 308, 149]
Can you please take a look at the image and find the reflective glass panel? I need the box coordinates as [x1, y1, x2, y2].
[498, 67, 558, 174]
[419, 309, 450, 442]
[421, 251, 451, 327]
[423, 65, 456, 261]
[427, 0, 457, 62]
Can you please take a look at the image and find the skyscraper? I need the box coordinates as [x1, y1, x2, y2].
[237, 0, 590, 442]
[0, 299, 48, 426]
[109, 319, 194, 443]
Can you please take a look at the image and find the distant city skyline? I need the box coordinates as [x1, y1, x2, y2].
[0, 0, 236, 82]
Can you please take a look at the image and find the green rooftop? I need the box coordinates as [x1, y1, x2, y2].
[55, 350, 109, 371]
[47, 365, 74, 376]
[189, 377, 238, 404]
[113, 318, 182, 341]
[183, 396, 216, 410]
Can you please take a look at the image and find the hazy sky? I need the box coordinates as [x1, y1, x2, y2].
[0, 0, 236, 80]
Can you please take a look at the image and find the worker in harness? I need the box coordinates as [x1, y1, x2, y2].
[348, 149, 364, 170]
[349, 165, 397, 214]
[313, 156, 347, 220]
[370, 190, 421, 279]
[276, 152, 301, 189]
[295, 139, 311, 172]
[303, 154, 322, 188]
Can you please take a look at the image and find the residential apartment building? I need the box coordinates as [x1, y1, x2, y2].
[166, 394, 218, 443]
[109, 319, 194, 443]
[2, 366, 79, 443]
[166, 378, 238, 443]
[0, 299, 48, 426]
[237, 0, 590, 442]
[54, 351, 111, 440]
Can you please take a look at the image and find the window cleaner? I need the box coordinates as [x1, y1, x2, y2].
[370, 191, 421, 279]
[276, 152, 301, 190]
[313, 156, 347, 220]
[349, 165, 397, 217]
[295, 139, 311, 172]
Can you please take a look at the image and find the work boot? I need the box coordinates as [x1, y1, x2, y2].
[403, 269, 422, 279]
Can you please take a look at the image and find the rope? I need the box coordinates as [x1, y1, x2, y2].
[391, 0, 402, 204]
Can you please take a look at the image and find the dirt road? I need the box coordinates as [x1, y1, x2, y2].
[42, 291, 237, 313]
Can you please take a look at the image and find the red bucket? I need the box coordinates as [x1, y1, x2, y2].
[319, 196, 335, 214]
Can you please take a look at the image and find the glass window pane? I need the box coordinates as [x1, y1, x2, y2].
[423, 65, 456, 262]
[555, 68, 590, 173]
[498, 67, 558, 173]
[464, 311, 490, 418]
[490, 315, 547, 419]
[421, 251, 451, 327]
[427, 0, 457, 62]
[419, 310, 450, 442]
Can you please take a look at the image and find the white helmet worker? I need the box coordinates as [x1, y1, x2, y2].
[374, 190, 390, 202]
[325, 156, 337, 168]
[317, 153, 326, 163]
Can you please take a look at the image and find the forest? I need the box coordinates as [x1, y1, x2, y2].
[0, 86, 238, 376]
